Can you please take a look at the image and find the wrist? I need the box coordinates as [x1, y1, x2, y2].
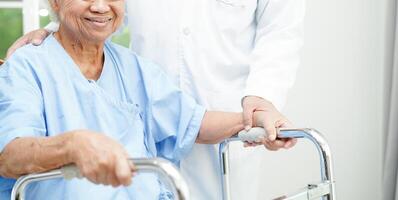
[242, 95, 273, 107]
[62, 131, 78, 164]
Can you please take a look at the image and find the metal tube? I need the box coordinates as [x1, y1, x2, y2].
[11, 158, 189, 200]
[219, 128, 335, 200]
[219, 142, 231, 200]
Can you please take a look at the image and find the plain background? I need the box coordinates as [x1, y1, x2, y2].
[253, 0, 395, 199]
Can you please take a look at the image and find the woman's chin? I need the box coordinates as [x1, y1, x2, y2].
[82, 32, 112, 44]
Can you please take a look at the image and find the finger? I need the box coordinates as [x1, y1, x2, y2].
[277, 119, 293, 128]
[264, 120, 277, 141]
[115, 157, 132, 186]
[6, 37, 29, 59]
[243, 142, 250, 147]
[97, 171, 108, 185]
[265, 139, 286, 150]
[284, 138, 297, 149]
[32, 39, 43, 46]
[242, 104, 256, 130]
[243, 142, 256, 147]
[106, 170, 119, 187]
[31, 30, 48, 46]
[275, 120, 285, 128]
[129, 161, 138, 177]
[263, 141, 279, 151]
[83, 167, 100, 184]
[6, 29, 49, 59]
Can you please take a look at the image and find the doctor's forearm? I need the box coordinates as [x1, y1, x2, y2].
[196, 111, 245, 144]
[0, 133, 73, 178]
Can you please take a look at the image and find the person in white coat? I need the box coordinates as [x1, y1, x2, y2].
[6, 0, 305, 199]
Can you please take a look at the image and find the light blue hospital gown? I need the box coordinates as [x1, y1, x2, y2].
[0, 34, 205, 200]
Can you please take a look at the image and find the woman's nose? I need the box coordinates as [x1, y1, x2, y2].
[90, 0, 111, 13]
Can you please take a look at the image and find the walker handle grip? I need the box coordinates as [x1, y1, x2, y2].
[238, 127, 304, 142]
[60, 164, 82, 180]
[238, 127, 267, 142]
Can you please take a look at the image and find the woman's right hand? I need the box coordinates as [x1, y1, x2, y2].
[67, 130, 135, 187]
[6, 28, 50, 59]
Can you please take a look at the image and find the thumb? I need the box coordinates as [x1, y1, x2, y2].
[115, 157, 132, 186]
[242, 105, 256, 130]
[264, 120, 277, 141]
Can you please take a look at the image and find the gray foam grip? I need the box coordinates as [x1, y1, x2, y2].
[238, 127, 267, 143]
[60, 164, 83, 180]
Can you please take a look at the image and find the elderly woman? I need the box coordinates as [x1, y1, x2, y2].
[0, 0, 281, 199]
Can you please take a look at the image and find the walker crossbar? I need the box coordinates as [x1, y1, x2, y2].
[11, 158, 190, 200]
[219, 128, 336, 200]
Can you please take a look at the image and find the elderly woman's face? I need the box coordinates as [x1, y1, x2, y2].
[52, 0, 124, 42]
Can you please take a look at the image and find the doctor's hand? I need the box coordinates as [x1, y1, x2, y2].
[242, 96, 297, 150]
[68, 130, 136, 187]
[6, 28, 50, 59]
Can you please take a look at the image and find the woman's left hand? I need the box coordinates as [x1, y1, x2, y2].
[242, 96, 297, 150]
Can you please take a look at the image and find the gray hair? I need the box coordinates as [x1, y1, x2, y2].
[45, 0, 59, 22]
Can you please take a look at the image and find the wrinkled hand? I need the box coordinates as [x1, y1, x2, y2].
[68, 130, 135, 187]
[242, 96, 297, 151]
[6, 29, 50, 59]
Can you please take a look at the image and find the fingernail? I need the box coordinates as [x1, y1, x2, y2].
[268, 135, 274, 141]
[245, 125, 251, 130]
[33, 40, 41, 45]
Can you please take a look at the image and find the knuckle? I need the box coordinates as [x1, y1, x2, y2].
[80, 166, 90, 176]
[83, 170, 96, 181]
[98, 158, 110, 168]
[243, 117, 252, 124]
[111, 179, 119, 187]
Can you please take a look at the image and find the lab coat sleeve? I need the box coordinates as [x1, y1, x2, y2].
[144, 62, 206, 164]
[244, 0, 305, 110]
[0, 55, 46, 153]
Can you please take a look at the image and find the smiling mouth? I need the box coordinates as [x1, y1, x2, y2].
[85, 17, 113, 24]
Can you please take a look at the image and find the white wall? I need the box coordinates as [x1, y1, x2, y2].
[257, 0, 393, 199]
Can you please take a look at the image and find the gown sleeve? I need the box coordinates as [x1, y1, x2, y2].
[0, 54, 46, 152]
[141, 60, 206, 164]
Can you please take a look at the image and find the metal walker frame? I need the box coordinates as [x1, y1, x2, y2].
[11, 158, 189, 200]
[219, 128, 336, 200]
[9, 127, 335, 200]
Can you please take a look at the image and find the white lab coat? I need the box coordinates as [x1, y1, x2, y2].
[125, 0, 304, 199]
[125, 0, 305, 199]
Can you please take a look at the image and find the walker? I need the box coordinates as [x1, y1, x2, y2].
[10, 128, 336, 200]
[220, 128, 336, 200]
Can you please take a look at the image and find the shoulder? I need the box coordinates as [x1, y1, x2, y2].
[9, 35, 55, 62]
[0, 37, 58, 89]
[1, 45, 39, 78]
[3, 36, 55, 74]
